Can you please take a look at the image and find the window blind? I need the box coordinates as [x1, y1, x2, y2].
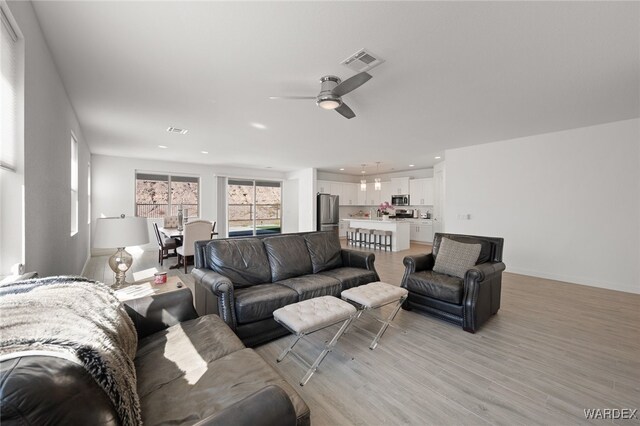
[0, 8, 18, 172]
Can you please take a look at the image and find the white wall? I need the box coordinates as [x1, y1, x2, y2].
[91, 154, 300, 252]
[7, 1, 91, 276]
[444, 119, 639, 294]
[286, 168, 316, 231]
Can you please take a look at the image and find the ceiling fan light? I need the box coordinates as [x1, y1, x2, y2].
[317, 98, 341, 110]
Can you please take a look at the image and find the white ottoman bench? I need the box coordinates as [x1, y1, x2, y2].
[274, 295, 357, 386]
[341, 281, 408, 350]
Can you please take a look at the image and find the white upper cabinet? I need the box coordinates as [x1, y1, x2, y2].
[380, 181, 392, 205]
[317, 180, 331, 194]
[366, 183, 381, 206]
[330, 182, 343, 200]
[409, 178, 434, 205]
[390, 177, 410, 195]
[357, 184, 367, 205]
[341, 183, 358, 206]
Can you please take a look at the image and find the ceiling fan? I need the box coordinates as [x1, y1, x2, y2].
[269, 71, 372, 119]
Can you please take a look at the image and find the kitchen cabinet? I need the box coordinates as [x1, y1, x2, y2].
[338, 220, 348, 238]
[380, 181, 392, 205]
[408, 220, 433, 243]
[390, 177, 410, 195]
[366, 183, 381, 206]
[409, 178, 434, 205]
[317, 180, 331, 194]
[341, 183, 358, 206]
[357, 185, 367, 205]
[330, 182, 343, 200]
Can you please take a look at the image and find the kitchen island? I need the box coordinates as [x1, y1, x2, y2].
[346, 219, 410, 252]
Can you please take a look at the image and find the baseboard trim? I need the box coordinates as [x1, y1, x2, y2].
[506, 266, 639, 295]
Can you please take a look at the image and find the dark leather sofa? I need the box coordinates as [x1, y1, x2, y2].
[0, 287, 310, 425]
[193, 231, 380, 347]
[401, 233, 505, 333]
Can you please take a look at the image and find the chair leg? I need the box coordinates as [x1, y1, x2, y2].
[184, 255, 188, 273]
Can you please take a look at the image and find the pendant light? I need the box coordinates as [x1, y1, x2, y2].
[360, 164, 367, 191]
[374, 162, 381, 191]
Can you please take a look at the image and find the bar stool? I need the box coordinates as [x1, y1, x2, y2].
[367, 229, 376, 249]
[372, 229, 392, 252]
[346, 227, 359, 246]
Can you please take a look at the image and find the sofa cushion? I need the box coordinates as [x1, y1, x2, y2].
[138, 348, 310, 426]
[263, 235, 313, 282]
[205, 239, 272, 287]
[405, 270, 464, 304]
[234, 284, 299, 324]
[433, 237, 481, 279]
[318, 267, 378, 290]
[303, 231, 343, 273]
[275, 274, 342, 301]
[434, 235, 492, 265]
[135, 315, 246, 399]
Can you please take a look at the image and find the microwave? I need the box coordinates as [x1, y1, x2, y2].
[391, 195, 410, 206]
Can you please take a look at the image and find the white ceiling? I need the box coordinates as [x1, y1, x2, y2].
[32, 1, 639, 175]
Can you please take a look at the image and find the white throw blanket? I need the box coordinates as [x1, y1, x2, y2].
[0, 276, 141, 425]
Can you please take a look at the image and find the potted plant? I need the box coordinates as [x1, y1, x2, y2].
[379, 201, 394, 220]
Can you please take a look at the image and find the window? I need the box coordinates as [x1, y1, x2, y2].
[87, 162, 91, 224]
[1, 6, 24, 276]
[227, 180, 281, 237]
[70, 133, 78, 235]
[0, 8, 18, 173]
[135, 173, 199, 218]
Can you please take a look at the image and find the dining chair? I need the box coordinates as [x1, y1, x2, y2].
[152, 222, 178, 266]
[163, 216, 179, 228]
[176, 220, 213, 273]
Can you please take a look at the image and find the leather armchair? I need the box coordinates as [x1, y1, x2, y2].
[401, 233, 505, 333]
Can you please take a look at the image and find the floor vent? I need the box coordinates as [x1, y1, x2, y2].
[341, 49, 385, 73]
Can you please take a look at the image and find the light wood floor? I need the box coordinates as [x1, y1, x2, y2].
[86, 242, 640, 425]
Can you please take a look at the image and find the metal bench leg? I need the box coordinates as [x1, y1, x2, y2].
[277, 335, 302, 362]
[369, 295, 407, 350]
[300, 316, 354, 386]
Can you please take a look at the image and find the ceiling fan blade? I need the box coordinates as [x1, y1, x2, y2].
[332, 72, 372, 97]
[269, 96, 316, 100]
[335, 103, 356, 119]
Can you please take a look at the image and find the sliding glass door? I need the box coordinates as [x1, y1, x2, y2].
[227, 180, 281, 237]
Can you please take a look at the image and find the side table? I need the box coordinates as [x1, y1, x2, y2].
[115, 276, 197, 338]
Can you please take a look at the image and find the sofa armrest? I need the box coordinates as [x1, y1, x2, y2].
[193, 385, 297, 426]
[124, 287, 199, 339]
[192, 268, 237, 330]
[402, 253, 434, 274]
[462, 261, 506, 332]
[341, 249, 376, 271]
[466, 261, 506, 282]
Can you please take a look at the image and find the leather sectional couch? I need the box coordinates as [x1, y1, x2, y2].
[0, 284, 310, 425]
[193, 231, 380, 347]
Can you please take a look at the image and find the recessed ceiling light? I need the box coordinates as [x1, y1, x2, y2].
[201, 151, 209, 154]
[409, 164, 415, 167]
[339, 168, 345, 171]
[166, 127, 188, 135]
[434, 156, 441, 159]
[158, 145, 168, 149]
[250, 122, 267, 130]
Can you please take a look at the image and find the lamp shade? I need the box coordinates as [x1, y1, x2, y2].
[94, 216, 149, 248]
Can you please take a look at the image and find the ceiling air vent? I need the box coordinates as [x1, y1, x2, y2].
[166, 127, 189, 135]
[341, 48, 385, 73]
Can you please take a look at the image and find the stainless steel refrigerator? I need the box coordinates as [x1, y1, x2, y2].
[317, 193, 339, 234]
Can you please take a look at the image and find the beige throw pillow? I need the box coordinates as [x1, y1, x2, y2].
[433, 237, 481, 279]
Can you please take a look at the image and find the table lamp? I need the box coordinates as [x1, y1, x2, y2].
[94, 214, 149, 288]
